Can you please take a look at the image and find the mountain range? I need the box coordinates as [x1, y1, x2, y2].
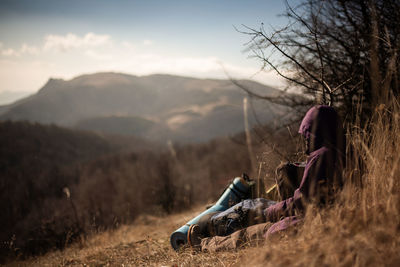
[0, 72, 282, 143]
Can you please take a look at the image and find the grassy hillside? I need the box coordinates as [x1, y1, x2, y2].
[9, 206, 251, 266]
[75, 115, 156, 136]
[5, 102, 397, 266]
[9, 104, 400, 267]
[0, 120, 288, 264]
[242, 104, 400, 266]
[0, 121, 158, 260]
[0, 121, 110, 259]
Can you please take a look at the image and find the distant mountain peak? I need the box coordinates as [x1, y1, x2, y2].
[70, 72, 139, 88]
[0, 72, 282, 143]
[46, 78, 65, 85]
[37, 78, 66, 94]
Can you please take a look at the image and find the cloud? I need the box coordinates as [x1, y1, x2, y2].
[84, 49, 113, 61]
[43, 32, 111, 52]
[20, 43, 39, 55]
[0, 32, 285, 95]
[121, 41, 135, 51]
[1, 48, 18, 56]
[1, 32, 111, 57]
[143, 40, 154, 46]
[0, 43, 39, 57]
[128, 55, 222, 74]
[115, 54, 284, 87]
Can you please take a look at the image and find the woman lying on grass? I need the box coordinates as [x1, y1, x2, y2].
[187, 105, 346, 252]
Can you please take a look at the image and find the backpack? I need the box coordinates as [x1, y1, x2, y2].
[266, 162, 305, 201]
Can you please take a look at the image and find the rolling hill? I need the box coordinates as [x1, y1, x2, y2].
[0, 72, 282, 143]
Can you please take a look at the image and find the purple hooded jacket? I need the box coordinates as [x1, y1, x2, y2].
[264, 105, 345, 236]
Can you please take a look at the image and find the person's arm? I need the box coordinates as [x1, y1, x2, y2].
[263, 150, 328, 222]
[263, 188, 303, 222]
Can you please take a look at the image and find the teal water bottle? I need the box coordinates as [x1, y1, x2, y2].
[170, 176, 252, 250]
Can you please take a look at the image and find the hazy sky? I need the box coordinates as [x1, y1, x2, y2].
[0, 0, 296, 102]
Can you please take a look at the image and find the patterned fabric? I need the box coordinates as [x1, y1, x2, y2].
[209, 198, 276, 236]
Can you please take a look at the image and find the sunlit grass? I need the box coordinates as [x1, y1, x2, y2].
[243, 102, 400, 266]
[10, 103, 400, 266]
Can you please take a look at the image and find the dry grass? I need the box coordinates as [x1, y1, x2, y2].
[242, 103, 400, 266]
[8, 104, 400, 266]
[10, 205, 251, 266]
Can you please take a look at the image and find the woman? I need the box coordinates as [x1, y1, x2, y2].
[188, 105, 346, 252]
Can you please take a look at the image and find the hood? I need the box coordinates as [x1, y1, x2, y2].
[299, 105, 344, 154]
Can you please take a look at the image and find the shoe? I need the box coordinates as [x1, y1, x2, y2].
[187, 224, 202, 249]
